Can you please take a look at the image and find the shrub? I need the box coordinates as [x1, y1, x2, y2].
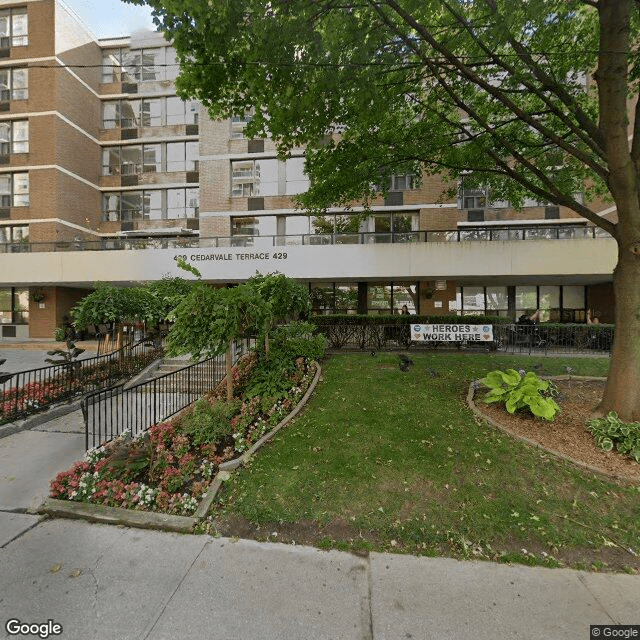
[481, 369, 560, 421]
[587, 412, 640, 462]
[179, 397, 239, 446]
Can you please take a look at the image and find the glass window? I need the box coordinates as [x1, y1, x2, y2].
[0, 174, 10, 206]
[284, 215, 310, 235]
[563, 285, 584, 309]
[102, 102, 118, 129]
[230, 113, 252, 139]
[463, 286, 485, 312]
[11, 9, 27, 46]
[367, 283, 392, 313]
[122, 49, 141, 82]
[121, 191, 142, 220]
[0, 122, 9, 155]
[393, 283, 417, 314]
[166, 97, 186, 125]
[141, 49, 160, 81]
[143, 190, 162, 220]
[143, 144, 161, 172]
[285, 157, 308, 194]
[120, 100, 139, 128]
[0, 8, 27, 47]
[539, 285, 560, 322]
[102, 193, 120, 221]
[11, 68, 27, 100]
[166, 142, 186, 172]
[231, 160, 257, 197]
[311, 283, 334, 313]
[256, 159, 278, 196]
[515, 285, 537, 316]
[390, 174, 414, 190]
[13, 172, 28, 206]
[12, 120, 27, 153]
[120, 145, 142, 174]
[186, 188, 199, 217]
[186, 141, 199, 171]
[486, 286, 508, 314]
[232, 216, 257, 236]
[167, 188, 186, 218]
[101, 49, 122, 83]
[0, 68, 27, 100]
[102, 148, 118, 175]
[165, 48, 179, 81]
[140, 99, 161, 127]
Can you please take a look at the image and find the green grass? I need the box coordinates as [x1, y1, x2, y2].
[214, 352, 640, 571]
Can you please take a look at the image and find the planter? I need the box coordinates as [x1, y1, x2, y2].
[40, 362, 322, 531]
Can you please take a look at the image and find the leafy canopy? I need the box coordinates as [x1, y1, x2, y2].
[125, 0, 614, 232]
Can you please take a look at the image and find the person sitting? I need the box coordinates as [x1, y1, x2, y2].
[587, 309, 600, 325]
[400, 304, 410, 315]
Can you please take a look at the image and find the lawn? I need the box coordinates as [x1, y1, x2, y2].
[211, 352, 640, 572]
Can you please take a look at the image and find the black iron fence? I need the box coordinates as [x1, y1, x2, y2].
[82, 338, 254, 450]
[314, 322, 614, 356]
[0, 341, 163, 426]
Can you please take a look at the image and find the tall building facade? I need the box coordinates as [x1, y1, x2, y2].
[0, 0, 617, 340]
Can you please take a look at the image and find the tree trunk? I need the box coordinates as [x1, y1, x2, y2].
[594, 245, 640, 421]
[226, 345, 233, 403]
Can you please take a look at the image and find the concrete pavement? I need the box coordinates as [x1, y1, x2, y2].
[1, 518, 639, 640]
[0, 385, 639, 639]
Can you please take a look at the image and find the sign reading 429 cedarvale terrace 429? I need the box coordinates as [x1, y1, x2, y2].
[411, 324, 494, 342]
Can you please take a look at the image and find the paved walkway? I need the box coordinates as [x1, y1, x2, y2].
[0, 341, 98, 372]
[0, 407, 638, 639]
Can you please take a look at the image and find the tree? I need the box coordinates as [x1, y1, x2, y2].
[166, 273, 311, 400]
[128, 0, 640, 420]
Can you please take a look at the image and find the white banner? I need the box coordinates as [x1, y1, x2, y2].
[411, 324, 494, 342]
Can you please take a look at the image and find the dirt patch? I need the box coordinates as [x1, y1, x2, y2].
[473, 379, 640, 483]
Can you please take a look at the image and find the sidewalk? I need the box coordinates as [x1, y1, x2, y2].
[1, 517, 639, 640]
[0, 341, 98, 372]
[1, 412, 639, 640]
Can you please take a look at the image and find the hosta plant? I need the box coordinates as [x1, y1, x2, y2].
[481, 369, 560, 421]
[587, 412, 640, 462]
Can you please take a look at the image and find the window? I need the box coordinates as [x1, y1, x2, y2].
[389, 173, 415, 190]
[0, 7, 28, 47]
[0, 120, 28, 154]
[102, 143, 194, 175]
[231, 158, 306, 197]
[0, 67, 27, 101]
[310, 282, 358, 314]
[102, 188, 199, 221]
[0, 287, 28, 325]
[0, 172, 28, 206]
[545, 205, 560, 219]
[230, 113, 253, 139]
[102, 97, 197, 129]
[0, 224, 27, 243]
[467, 209, 485, 222]
[367, 282, 418, 314]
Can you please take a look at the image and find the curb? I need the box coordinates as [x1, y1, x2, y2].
[467, 376, 639, 485]
[38, 362, 323, 532]
[40, 498, 196, 533]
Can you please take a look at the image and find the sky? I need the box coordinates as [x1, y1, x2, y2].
[61, 0, 156, 39]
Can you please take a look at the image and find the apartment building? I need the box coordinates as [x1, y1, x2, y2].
[0, 0, 617, 340]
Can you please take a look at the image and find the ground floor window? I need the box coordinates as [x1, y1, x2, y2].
[452, 284, 586, 321]
[310, 282, 358, 314]
[0, 287, 28, 324]
[310, 281, 418, 315]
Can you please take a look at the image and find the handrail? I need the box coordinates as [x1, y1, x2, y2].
[0, 224, 614, 254]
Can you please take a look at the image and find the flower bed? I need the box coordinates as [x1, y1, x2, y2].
[0, 348, 162, 425]
[50, 355, 318, 517]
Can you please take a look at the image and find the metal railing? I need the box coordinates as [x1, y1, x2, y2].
[0, 340, 163, 426]
[82, 338, 254, 450]
[0, 224, 614, 254]
[314, 322, 614, 356]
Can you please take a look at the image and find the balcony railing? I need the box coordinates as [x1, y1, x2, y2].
[0, 224, 614, 254]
